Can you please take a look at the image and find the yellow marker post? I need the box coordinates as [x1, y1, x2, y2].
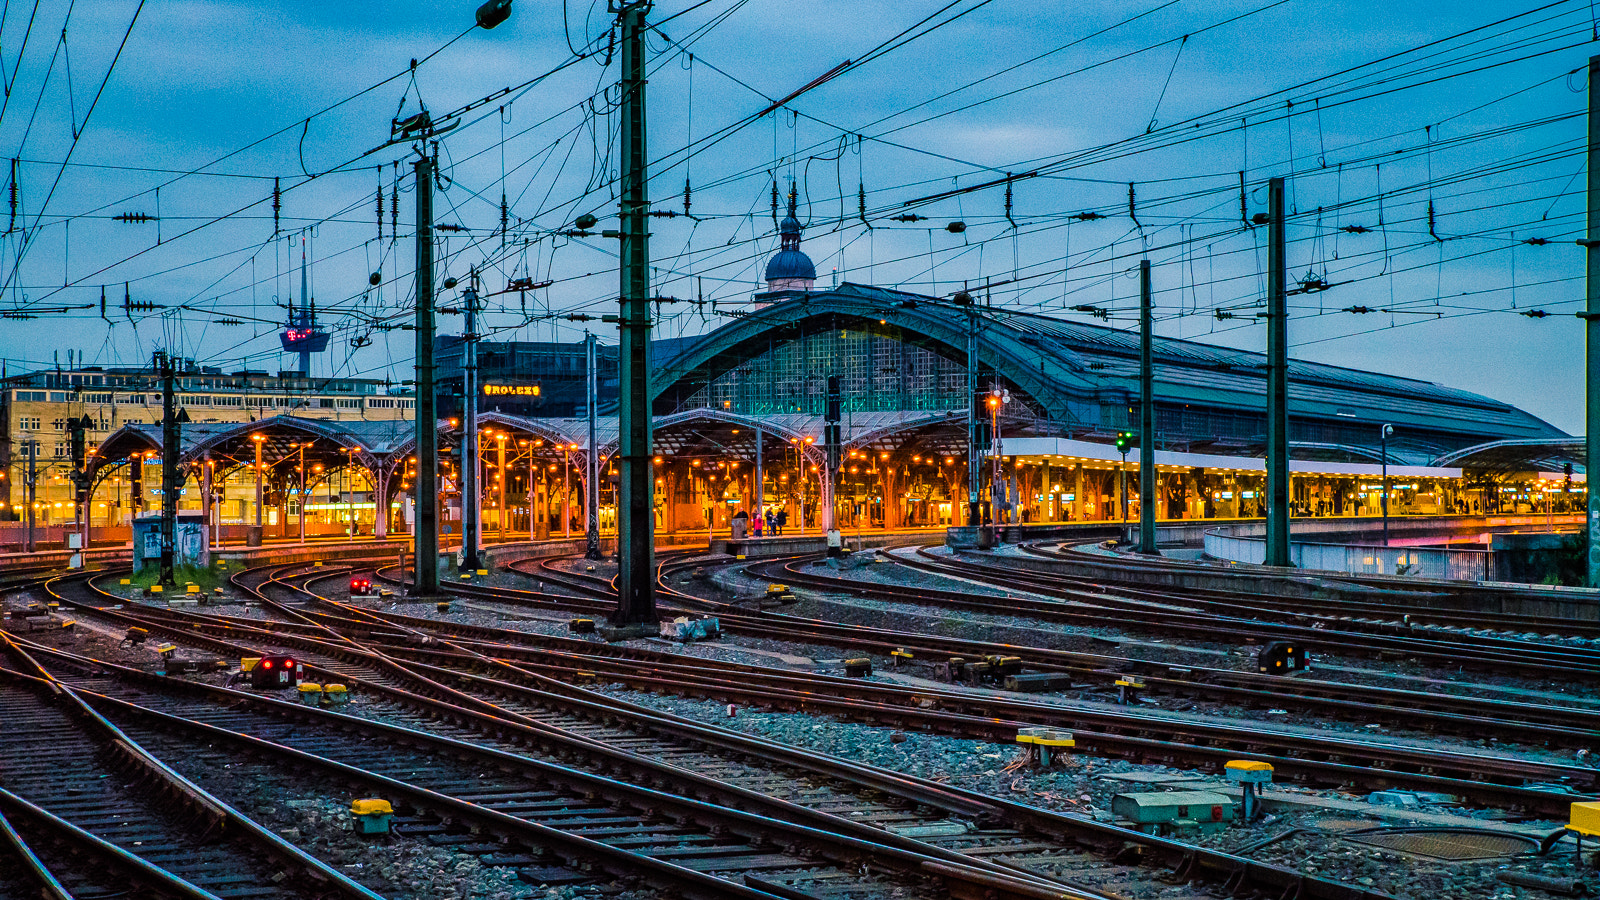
[1016, 727, 1075, 766]
[1225, 760, 1275, 823]
[1569, 801, 1600, 862]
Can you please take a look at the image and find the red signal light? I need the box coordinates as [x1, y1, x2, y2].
[261, 660, 273, 669]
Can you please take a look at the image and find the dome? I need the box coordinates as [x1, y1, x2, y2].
[765, 248, 816, 282]
[779, 214, 802, 236]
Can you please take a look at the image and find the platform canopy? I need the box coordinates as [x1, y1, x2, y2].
[1429, 437, 1585, 473]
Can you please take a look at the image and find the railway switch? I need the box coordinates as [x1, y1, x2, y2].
[350, 799, 395, 834]
[938, 657, 966, 682]
[155, 644, 178, 665]
[844, 658, 873, 677]
[1225, 760, 1274, 823]
[569, 618, 596, 634]
[1257, 642, 1310, 674]
[986, 656, 1023, 678]
[298, 683, 325, 706]
[1112, 791, 1235, 836]
[59, 619, 75, 632]
[1004, 673, 1075, 692]
[1116, 678, 1146, 705]
[1016, 727, 1075, 766]
[436, 600, 451, 613]
[1568, 801, 1600, 866]
[249, 655, 302, 689]
[324, 684, 350, 706]
[890, 649, 914, 668]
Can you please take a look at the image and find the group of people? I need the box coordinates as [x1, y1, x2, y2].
[733, 507, 789, 538]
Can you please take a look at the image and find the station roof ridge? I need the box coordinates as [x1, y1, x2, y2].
[649, 286, 1567, 447]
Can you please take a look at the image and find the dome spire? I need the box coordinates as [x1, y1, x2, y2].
[763, 179, 816, 294]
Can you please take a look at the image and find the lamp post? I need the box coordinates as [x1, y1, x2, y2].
[1381, 424, 1394, 547]
[564, 443, 576, 538]
[342, 447, 359, 542]
[496, 432, 509, 542]
[296, 442, 311, 543]
[250, 434, 265, 543]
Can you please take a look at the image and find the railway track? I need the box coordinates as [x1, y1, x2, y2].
[9, 566, 1388, 896]
[270, 557, 1600, 814]
[1016, 540, 1600, 633]
[19, 551, 1599, 894]
[930, 544, 1600, 648]
[0, 635, 385, 900]
[741, 546, 1600, 682]
[714, 551, 1600, 742]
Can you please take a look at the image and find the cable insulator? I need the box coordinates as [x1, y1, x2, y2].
[683, 178, 691, 215]
[500, 192, 509, 247]
[272, 176, 281, 236]
[858, 181, 869, 229]
[7, 158, 17, 234]
[390, 162, 399, 240]
[376, 169, 384, 241]
[770, 179, 779, 228]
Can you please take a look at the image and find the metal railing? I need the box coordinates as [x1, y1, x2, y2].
[1203, 528, 1492, 581]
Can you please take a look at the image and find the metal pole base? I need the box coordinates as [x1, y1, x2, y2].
[598, 620, 661, 642]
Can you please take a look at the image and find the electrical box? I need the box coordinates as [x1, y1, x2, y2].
[1257, 641, 1310, 674]
[248, 654, 303, 689]
[1112, 791, 1235, 836]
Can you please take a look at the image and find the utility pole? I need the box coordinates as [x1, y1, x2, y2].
[963, 296, 981, 527]
[585, 332, 602, 560]
[1138, 259, 1158, 555]
[157, 351, 182, 587]
[753, 425, 763, 533]
[460, 274, 483, 571]
[412, 148, 441, 597]
[824, 375, 842, 556]
[1381, 423, 1393, 547]
[612, 0, 657, 632]
[23, 438, 36, 553]
[1264, 176, 1292, 567]
[1586, 54, 1600, 588]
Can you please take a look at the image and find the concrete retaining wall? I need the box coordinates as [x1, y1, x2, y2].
[982, 547, 1600, 621]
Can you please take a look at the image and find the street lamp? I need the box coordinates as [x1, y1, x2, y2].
[1380, 424, 1394, 547]
[250, 434, 266, 540]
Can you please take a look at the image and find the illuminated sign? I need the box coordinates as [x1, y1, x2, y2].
[483, 384, 541, 397]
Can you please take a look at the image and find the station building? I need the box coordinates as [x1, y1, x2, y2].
[0, 362, 411, 544]
[54, 215, 1577, 549]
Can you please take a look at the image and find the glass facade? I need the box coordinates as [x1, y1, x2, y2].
[682, 323, 970, 415]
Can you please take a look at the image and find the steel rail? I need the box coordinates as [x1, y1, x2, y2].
[0, 636, 388, 900]
[16, 641, 1119, 900]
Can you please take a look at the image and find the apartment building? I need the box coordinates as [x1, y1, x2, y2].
[1, 362, 414, 525]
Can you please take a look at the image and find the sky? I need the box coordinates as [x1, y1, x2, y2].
[0, 0, 1595, 433]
